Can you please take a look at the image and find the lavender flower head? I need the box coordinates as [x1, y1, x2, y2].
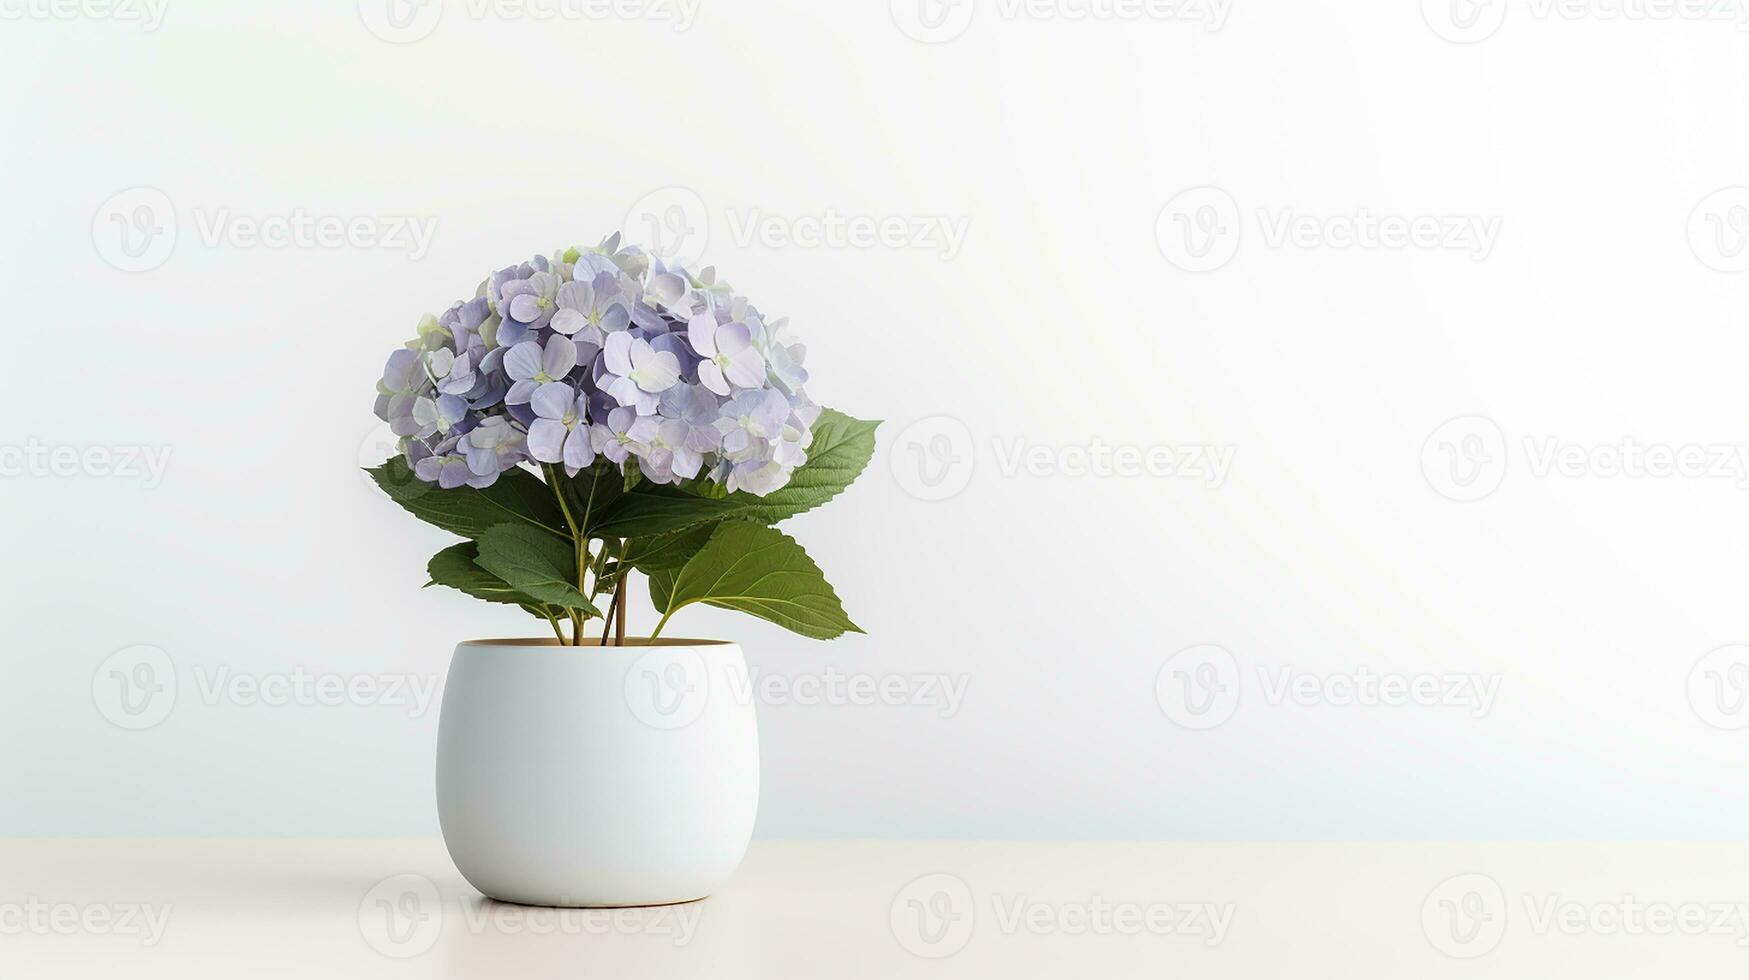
[373, 235, 818, 494]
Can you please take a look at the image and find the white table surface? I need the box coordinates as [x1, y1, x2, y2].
[1, 839, 1744, 977]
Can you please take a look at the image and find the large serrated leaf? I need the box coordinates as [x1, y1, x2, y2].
[656, 523, 861, 640]
[474, 525, 600, 616]
[366, 457, 570, 542]
[426, 543, 561, 625]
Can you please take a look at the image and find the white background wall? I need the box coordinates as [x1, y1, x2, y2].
[1, 0, 1743, 839]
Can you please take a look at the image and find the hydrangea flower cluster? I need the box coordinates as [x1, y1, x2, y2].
[373, 235, 819, 496]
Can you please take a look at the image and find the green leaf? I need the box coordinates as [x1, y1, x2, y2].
[592, 487, 738, 539]
[656, 523, 861, 640]
[366, 457, 570, 543]
[622, 523, 716, 573]
[560, 461, 625, 536]
[474, 525, 600, 616]
[426, 542, 539, 606]
[590, 409, 880, 537]
[426, 543, 562, 625]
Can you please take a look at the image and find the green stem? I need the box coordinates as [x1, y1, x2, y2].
[648, 608, 675, 643]
[543, 464, 595, 646]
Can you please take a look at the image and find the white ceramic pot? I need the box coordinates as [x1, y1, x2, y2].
[436, 638, 759, 907]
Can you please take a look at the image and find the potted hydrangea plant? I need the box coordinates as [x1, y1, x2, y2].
[368, 235, 877, 907]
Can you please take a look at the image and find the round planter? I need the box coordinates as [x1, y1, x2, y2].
[436, 638, 759, 907]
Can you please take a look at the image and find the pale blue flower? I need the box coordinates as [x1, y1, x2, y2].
[590, 407, 658, 466]
[504, 335, 580, 405]
[658, 383, 723, 456]
[551, 272, 630, 343]
[526, 382, 595, 476]
[463, 416, 525, 484]
[715, 389, 791, 459]
[688, 312, 766, 395]
[601, 332, 681, 414]
[373, 237, 823, 497]
[412, 393, 468, 439]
